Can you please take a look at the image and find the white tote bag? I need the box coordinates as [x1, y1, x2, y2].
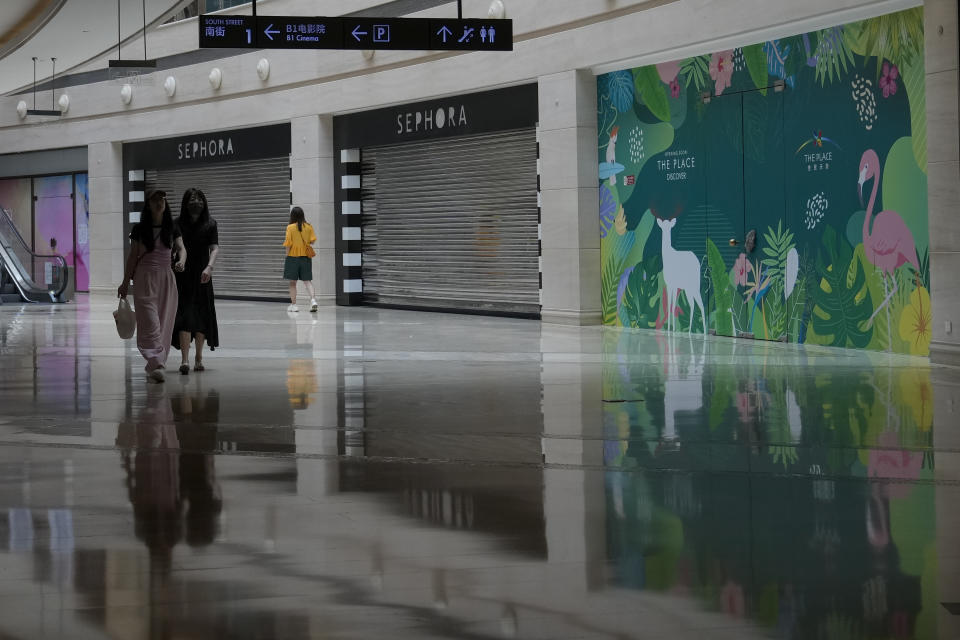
[113, 298, 136, 339]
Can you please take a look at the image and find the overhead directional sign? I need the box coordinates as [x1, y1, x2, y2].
[257, 16, 342, 49]
[429, 19, 511, 50]
[199, 15, 512, 51]
[199, 14, 257, 47]
[340, 18, 429, 50]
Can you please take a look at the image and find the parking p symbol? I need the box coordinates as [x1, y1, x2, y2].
[373, 25, 390, 43]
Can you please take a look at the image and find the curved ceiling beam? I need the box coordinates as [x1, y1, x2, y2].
[0, 0, 69, 60]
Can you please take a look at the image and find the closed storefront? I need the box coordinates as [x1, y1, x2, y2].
[124, 124, 291, 299]
[335, 85, 540, 316]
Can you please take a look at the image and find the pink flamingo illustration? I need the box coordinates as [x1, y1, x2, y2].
[858, 149, 920, 345]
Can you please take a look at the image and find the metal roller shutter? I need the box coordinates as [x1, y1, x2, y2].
[146, 156, 289, 299]
[360, 128, 539, 315]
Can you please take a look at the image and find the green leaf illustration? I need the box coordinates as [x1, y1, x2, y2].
[812, 227, 874, 348]
[813, 27, 855, 86]
[679, 55, 710, 92]
[903, 57, 927, 172]
[918, 246, 931, 291]
[743, 44, 769, 94]
[708, 372, 735, 430]
[856, 7, 924, 76]
[602, 252, 626, 325]
[634, 66, 672, 122]
[787, 252, 814, 343]
[705, 238, 734, 336]
[621, 254, 663, 329]
[761, 221, 795, 285]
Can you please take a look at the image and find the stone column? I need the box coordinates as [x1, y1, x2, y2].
[538, 70, 601, 325]
[926, 0, 960, 365]
[934, 372, 960, 638]
[542, 327, 606, 591]
[86, 142, 129, 430]
[294, 312, 341, 498]
[926, 4, 960, 624]
[291, 115, 336, 304]
[87, 142, 124, 295]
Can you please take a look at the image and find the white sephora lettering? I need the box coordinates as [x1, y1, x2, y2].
[396, 105, 468, 134]
[177, 137, 235, 160]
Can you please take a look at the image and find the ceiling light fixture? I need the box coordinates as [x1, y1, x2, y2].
[108, 0, 156, 71]
[26, 57, 61, 117]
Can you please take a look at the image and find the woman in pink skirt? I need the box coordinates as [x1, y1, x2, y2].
[118, 189, 186, 382]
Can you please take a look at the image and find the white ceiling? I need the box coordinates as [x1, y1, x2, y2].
[0, 0, 190, 95]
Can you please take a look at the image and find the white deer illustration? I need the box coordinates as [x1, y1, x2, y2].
[657, 217, 706, 334]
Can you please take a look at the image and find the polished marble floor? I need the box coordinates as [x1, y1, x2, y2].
[0, 295, 959, 639]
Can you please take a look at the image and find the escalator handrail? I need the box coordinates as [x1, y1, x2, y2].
[0, 207, 69, 298]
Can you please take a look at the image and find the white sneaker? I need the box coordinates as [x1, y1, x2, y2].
[149, 368, 165, 383]
[310, 299, 318, 312]
[287, 304, 299, 312]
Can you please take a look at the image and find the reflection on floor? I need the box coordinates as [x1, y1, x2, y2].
[0, 295, 958, 639]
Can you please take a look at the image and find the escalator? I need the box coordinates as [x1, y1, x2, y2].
[0, 207, 68, 304]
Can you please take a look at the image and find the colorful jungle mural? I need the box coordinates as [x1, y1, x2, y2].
[602, 330, 938, 637]
[597, 8, 930, 355]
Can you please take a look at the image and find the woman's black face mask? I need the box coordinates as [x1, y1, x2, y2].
[187, 195, 204, 217]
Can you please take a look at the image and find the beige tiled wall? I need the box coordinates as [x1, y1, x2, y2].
[539, 70, 601, 325]
[925, 0, 960, 366]
[87, 142, 125, 295]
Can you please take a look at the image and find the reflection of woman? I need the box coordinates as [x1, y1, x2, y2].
[172, 388, 223, 546]
[118, 384, 222, 576]
[173, 188, 220, 375]
[119, 384, 181, 574]
[286, 359, 318, 409]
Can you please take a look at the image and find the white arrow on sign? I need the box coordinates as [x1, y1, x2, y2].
[351, 25, 368, 41]
[436, 25, 452, 43]
[264, 23, 279, 41]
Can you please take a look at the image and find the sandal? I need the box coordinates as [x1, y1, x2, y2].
[194, 360, 205, 372]
[179, 364, 190, 375]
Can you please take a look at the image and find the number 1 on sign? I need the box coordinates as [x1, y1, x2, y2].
[246, 29, 252, 44]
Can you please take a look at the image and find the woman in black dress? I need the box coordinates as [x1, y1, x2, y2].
[173, 188, 220, 375]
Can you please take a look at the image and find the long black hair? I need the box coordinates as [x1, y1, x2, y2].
[289, 206, 305, 232]
[135, 197, 175, 252]
[178, 188, 211, 236]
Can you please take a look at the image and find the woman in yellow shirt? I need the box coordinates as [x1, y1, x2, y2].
[282, 207, 318, 312]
